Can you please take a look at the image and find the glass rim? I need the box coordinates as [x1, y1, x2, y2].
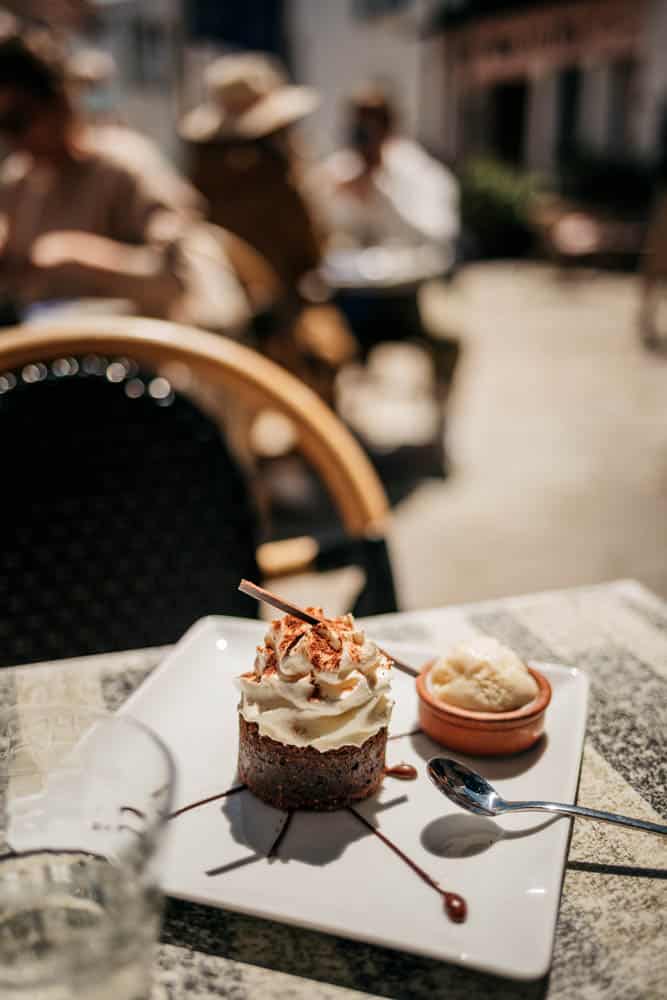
[0, 702, 177, 842]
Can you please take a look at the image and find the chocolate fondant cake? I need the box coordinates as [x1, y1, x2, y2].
[237, 611, 394, 811]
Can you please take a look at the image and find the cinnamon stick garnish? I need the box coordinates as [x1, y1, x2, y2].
[238, 580, 418, 677]
[239, 580, 321, 625]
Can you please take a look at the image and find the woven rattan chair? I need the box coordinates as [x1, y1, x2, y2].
[0, 317, 395, 667]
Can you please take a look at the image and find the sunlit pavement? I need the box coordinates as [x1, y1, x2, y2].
[272, 261, 667, 615]
[388, 261, 667, 609]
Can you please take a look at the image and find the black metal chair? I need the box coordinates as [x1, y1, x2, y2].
[0, 317, 396, 667]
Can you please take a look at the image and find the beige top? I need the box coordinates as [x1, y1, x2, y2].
[312, 137, 460, 250]
[0, 128, 248, 332]
[91, 125, 205, 216]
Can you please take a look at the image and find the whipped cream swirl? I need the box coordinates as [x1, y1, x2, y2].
[238, 610, 393, 751]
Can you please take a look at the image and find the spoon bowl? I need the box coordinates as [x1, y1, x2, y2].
[428, 758, 502, 816]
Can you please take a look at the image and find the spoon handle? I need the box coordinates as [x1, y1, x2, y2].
[501, 801, 667, 835]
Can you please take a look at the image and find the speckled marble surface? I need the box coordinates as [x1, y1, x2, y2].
[5, 580, 666, 999]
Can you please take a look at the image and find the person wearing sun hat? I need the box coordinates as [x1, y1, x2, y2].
[180, 52, 325, 292]
[180, 51, 320, 146]
[181, 52, 357, 403]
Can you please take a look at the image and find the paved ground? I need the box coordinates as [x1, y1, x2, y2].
[389, 261, 667, 609]
[275, 261, 667, 616]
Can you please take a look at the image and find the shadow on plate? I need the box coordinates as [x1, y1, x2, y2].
[421, 812, 563, 859]
[408, 730, 549, 778]
[205, 786, 410, 878]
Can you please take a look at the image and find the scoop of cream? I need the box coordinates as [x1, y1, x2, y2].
[238, 610, 393, 752]
[428, 637, 538, 712]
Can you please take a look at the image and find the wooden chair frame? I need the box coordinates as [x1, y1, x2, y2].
[0, 316, 391, 580]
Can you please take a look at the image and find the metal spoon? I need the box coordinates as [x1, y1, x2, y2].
[428, 757, 667, 836]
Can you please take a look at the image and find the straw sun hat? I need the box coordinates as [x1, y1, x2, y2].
[180, 52, 319, 143]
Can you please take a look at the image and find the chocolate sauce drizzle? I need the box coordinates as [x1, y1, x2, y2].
[120, 805, 146, 820]
[166, 778, 467, 924]
[387, 729, 421, 742]
[347, 806, 467, 924]
[168, 784, 246, 820]
[267, 810, 294, 858]
[383, 763, 418, 780]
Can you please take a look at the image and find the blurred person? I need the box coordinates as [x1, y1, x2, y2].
[311, 86, 462, 481]
[181, 52, 357, 403]
[314, 85, 460, 256]
[640, 204, 667, 348]
[66, 46, 117, 123]
[640, 107, 667, 349]
[0, 30, 248, 332]
[66, 46, 204, 217]
[180, 52, 324, 294]
[308, 86, 460, 358]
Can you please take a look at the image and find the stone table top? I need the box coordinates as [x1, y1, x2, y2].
[3, 580, 665, 999]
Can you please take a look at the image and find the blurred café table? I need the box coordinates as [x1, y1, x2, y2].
[319, 244, 453, 296]
[23, 298, 135, 323]
[3, 579, 665, 999]
[317, 244, 455, 358]
[316, 247, 460, 499]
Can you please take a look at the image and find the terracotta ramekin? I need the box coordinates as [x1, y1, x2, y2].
[416, 660, 552, 756]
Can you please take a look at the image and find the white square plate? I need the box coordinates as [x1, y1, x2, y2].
[120, 615, 588, 981]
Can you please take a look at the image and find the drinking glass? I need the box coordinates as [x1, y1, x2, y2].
[0, 704, 175, 999]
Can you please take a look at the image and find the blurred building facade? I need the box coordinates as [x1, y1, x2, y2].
[19, 0, 667, 178]
[287, 0, 431, 155]
[288, 0, 667, 175]
[78, 0, 183, 160]
[0, 1, 184, 160]
[427, 0, 667, 173]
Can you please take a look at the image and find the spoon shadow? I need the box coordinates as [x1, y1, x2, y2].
[421, 813, 563, 859]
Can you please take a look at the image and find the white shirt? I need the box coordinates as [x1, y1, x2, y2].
[314, 137, 460, 251]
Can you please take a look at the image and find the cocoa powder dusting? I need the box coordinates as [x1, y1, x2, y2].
[307, 627, 343, 672]
[259, 649, 277, 674]
[277, 615, 312, 656]
[258, 610, 360, 678]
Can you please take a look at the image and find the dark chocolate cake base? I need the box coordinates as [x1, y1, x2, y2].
[238, 716, 387, 811]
